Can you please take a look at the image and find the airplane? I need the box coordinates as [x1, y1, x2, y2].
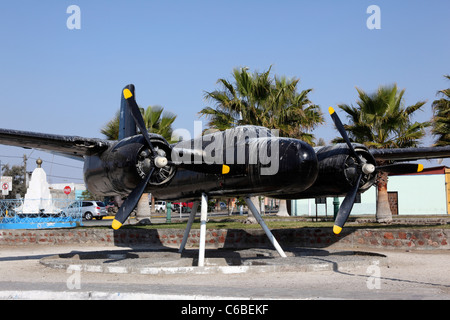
[1, 84, 449, 241]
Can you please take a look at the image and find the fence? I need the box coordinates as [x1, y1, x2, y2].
[0, 199, 83, 229]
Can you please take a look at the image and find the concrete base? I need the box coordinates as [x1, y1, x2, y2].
[40, 247, 387, 275]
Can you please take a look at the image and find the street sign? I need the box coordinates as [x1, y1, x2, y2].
[1, 176, 12, 191]
[2, 183, 9, 195]
[64, 186, 72, 195]
[1, 176, 12, 195]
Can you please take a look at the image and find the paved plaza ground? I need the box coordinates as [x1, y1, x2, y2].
[0, 243, 449, 300]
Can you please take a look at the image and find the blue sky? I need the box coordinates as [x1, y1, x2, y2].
[0, 0, 449, 182]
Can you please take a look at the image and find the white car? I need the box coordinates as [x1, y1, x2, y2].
[64, 201, 108, 220]
[81, 201, 108, 220]
[154, 201, 166, 213]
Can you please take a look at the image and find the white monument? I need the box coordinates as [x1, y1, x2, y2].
[21, 159, 57, 214]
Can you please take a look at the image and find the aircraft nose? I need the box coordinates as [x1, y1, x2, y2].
[272, 138, 318, 192]
[297, 141, 319, 188]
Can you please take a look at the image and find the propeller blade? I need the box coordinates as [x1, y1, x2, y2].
[122, 88, 156, 154]
[119, 85, 138, 139]
[328, 107, 362, 165]
[377, 163, 424, 175]
[171, 147, 232, 175]
[333, 173, 362, 235]
[122, 86, 229, 176]
[178, 163, 231, 175]
[112, 168, 154, 230]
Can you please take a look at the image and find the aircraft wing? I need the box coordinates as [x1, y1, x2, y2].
[0, 128, 110, 160]
[370, 145, 450, 161]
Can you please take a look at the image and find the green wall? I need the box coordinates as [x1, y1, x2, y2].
[291, 173, 447, 216]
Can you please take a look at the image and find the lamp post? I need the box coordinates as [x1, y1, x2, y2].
[333, 197, 340, 220]
[166, 202, 172, 223]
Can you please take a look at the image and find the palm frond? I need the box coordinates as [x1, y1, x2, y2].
[201, 66, 323, 142]
[336, 84, 429, 149]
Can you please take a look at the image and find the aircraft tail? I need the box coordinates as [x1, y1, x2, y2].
[119, 84, 138, 140]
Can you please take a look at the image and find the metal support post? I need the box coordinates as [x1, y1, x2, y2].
[178, 201, 199, 253]
[166, 202, 172, 223]
[244, 197, 287, 258]
[333, 197, 340, 220]
[198, 193, 208, 267]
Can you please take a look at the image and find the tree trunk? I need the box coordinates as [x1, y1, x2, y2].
[150, 195, 155, 214]
[243, 196, 258, 224]
[136, 193, 151, 225]
[114, 195, 124, 208]
[376, 171, 393, 223]
[277, 200, 290, 217]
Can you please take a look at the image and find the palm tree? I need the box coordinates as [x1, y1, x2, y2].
[432, 75, 450, 146]
[201, 67, 324, 217]
[200, 66, 324, 144]
[200, 67, 271, 130]
[142, 106, 177, 143]
[101, 105, 177, 223]
[101, 110, 121, 140]
[336, 84, 431, 223]
[269, 76, 323, 144]
[101, 106, 177, 142]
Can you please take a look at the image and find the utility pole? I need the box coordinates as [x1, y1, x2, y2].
[23, 154, 28, 189]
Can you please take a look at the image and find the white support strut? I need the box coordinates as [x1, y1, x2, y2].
[180, 195, 286, 266]
[244, 197, 287, 258]
[198, 193, 208, 267]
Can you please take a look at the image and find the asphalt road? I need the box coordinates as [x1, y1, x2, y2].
[0, 243, 449, 301]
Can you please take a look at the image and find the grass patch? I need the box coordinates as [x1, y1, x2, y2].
[94, 215, 450, 231]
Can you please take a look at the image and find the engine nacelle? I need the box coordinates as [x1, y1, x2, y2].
[84, 135, 174, 197]
[292, 143, 377, 199]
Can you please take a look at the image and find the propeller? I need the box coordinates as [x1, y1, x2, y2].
[112, 168, 154, 230]
[328, 107, 424, 234]
[111, 87, 169, 230]
[112, 85, 233, 230]
[122, 87, 158, 159]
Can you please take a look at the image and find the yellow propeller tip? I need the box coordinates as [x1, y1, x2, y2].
[123, 89, 133, 99]
[222, 164, 230, 174]
[328, 107, 335, 115]
[417, 164, 424, 172]
[112, 219, 123, 230]
[333, 225, 342, 235]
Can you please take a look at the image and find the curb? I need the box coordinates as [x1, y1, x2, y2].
[0, 290, 248, 300]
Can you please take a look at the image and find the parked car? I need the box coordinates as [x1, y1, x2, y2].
[172, 203, 191, 213]
[81, 201, 108, 220]
[154, 201, 166, 213]
[219, 202, 227, 210]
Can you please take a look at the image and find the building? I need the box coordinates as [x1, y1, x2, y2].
[49, 183, 87, 200]
[387, 166, 449, 215]
[291, 166, 450, 217]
